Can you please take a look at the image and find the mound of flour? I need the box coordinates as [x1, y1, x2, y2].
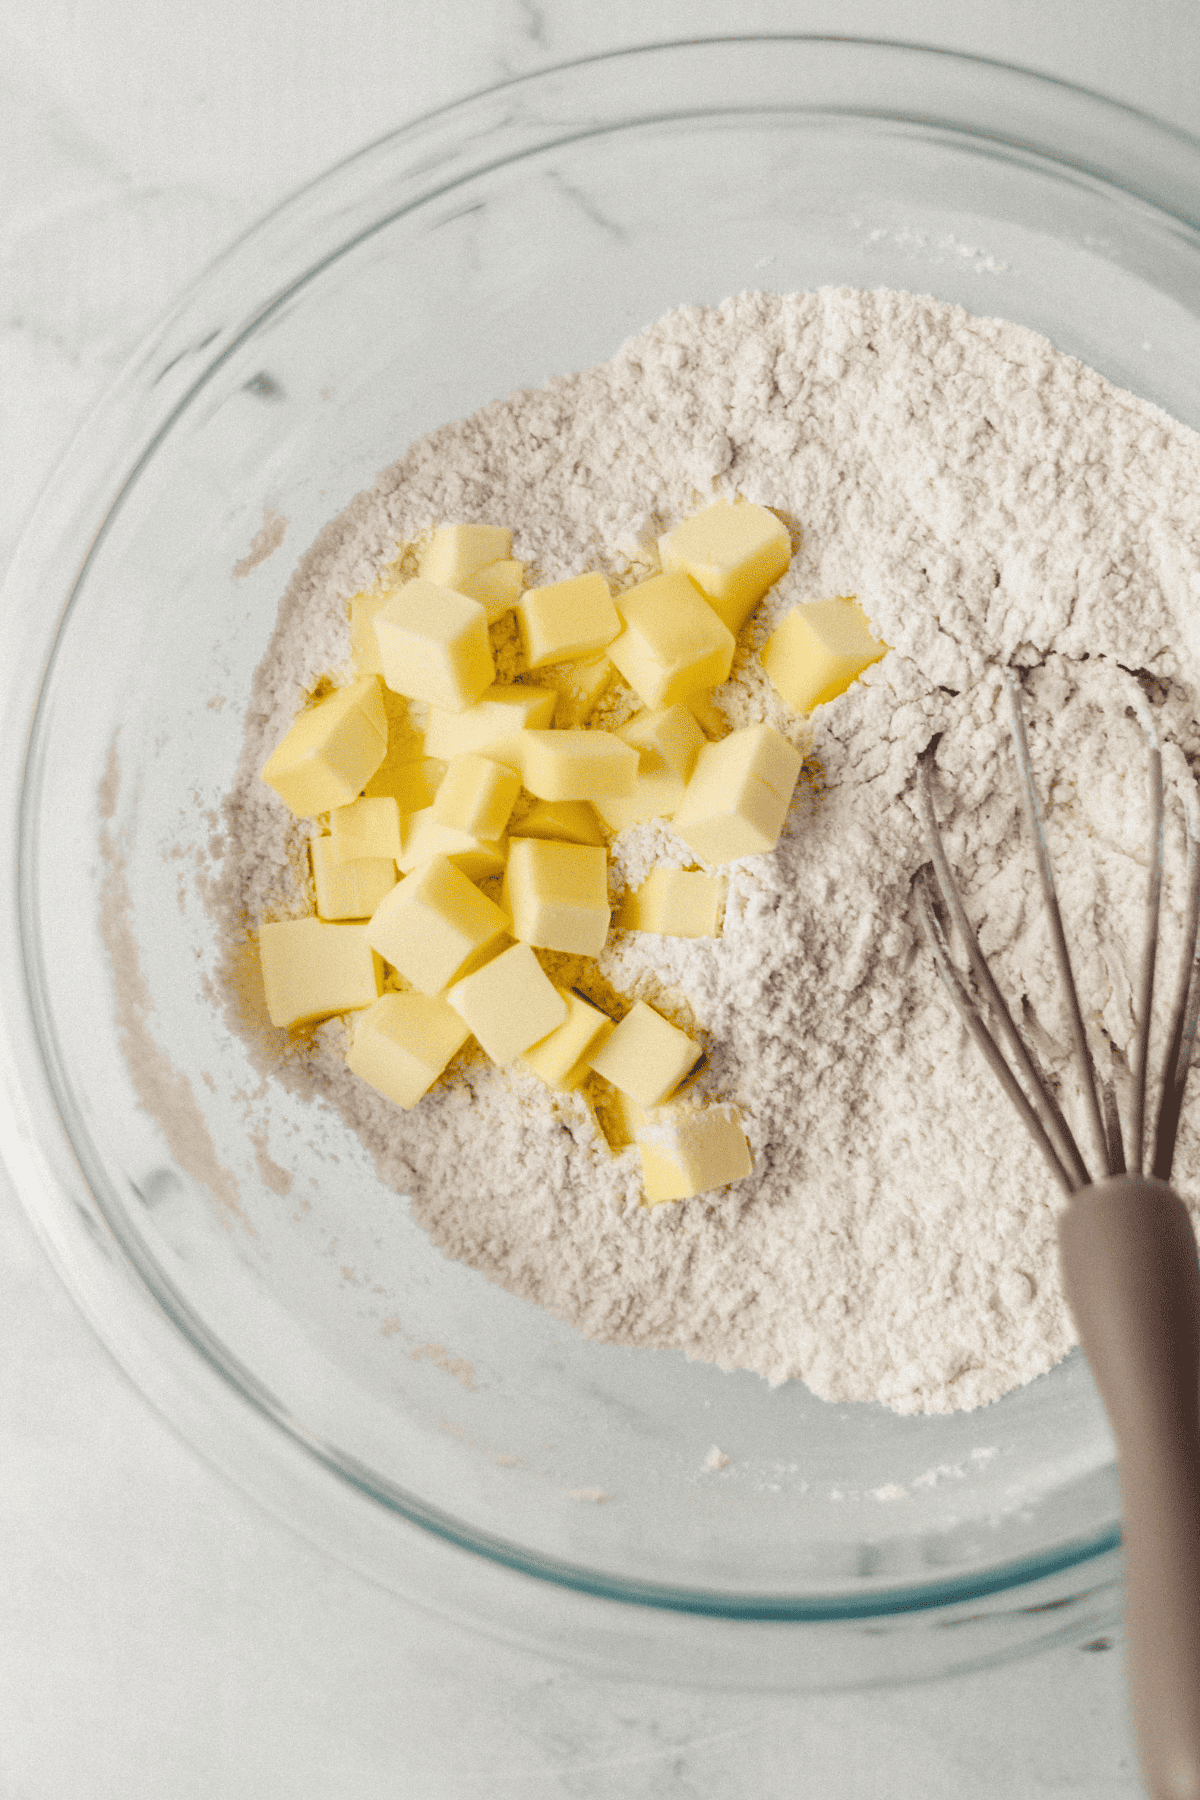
[219, 287, 1200, 1414]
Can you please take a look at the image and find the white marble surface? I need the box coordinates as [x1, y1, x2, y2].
[3, 2, 1197, 1793]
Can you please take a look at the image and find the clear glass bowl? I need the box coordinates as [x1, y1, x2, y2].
[6, 38, 1200, 1687]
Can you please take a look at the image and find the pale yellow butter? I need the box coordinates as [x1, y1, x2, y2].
[520, 730, 638, 801]
[547, 654, 614, 728]
[419, 523, 512, 588]
[615, 867, 723, 938]
[349, 585, 392, 675]
[260, 675, 387, 817]
[508, 798, 606, 847]
[366, 854, 510, 995]
[397, 808, 507, 881]
[432, 754, 521, 841]
[330, 795, 404, 864]
[455, 558, 525, 622]
[607, 571, 735, 709]
[347, 991, 470, 1109]
[373, 578, 493, 714]
[259, 916, 383, 1028]
[637, 1105, 753, 1204]
[521, 986, 615, 1091]
[423, 683, 557, 769]
[587, 1001, 702, 1108]
[683, 689, 731, 740]
[446, 942, 567, 1065]
[593, 703, 704, 832]
[361, 690, 429, 800]
[366, 756, 446, 814]
[761, 596, 887, 714]
[671, 723, 802, 865]
[504, 837, 610, 956]
[310, 836, 397, 921]
[658, 500, 791, 634]
[517, 573, 622, 670]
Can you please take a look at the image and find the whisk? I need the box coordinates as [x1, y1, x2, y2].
[915, 671, 1200, 1800]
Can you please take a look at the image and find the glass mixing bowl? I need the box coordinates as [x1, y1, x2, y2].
[6, 38, 1200, 1688]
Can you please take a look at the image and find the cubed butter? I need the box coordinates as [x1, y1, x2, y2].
[615, 867, 723, 938]
[366, 855, 510, 995]
[671, 723, 803, 865]
[373, 578, 493, 713]
[310, 836, 397, 921]
[419, 523, 512, 588]
[259, 916, 383, 1028]
[586, 1001, 703, 1108]
[260, 675, 387, 817]
[347, 991, 470, 1110]
[593, 703, 704, 832]
[594, 1085, 649, 1152]
[424, 683, 557, 768]
[517, 573, 621, 670]
[446, 942, 567, 1065]
[349, 584, 393, 675]
[366, 756, 446, 813]
[508, 799, 606, 847]
[761, 596, 887, 714]
[504, 837, 610, 956]
[330, 795, 404, 864]
[455, 558, 525, 623]
[361, 690, 427, 799]
[637, 1105, 753, 1204]
[549, 654, 614, 727]
[397, 808, 507, 881]
[520, 730, 638, 801]
[658, 500, 792, 634]
[433, 754, 520, 840]
[522, 987, 615, 1091]
[607, 571, 735, 709]
[684, 689, 731, 740]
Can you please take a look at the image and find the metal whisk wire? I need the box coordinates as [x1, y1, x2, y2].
[914, 671, 1200, 1195]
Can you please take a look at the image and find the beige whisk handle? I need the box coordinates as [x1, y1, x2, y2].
[1058, 1175, 1200, 1800]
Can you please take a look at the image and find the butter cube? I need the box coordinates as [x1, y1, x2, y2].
[330, 796, 404, 864]
[433, 754, 520, 840]
[310, 836, 397, 921]
[361, 690, 428, 799]
[521, 730, 638, 801]
[549, 654, 614, 727]
[366, 855, 510, 995]
[761, 596, 887, 714]
[594, 1085, 649, 1151]
[347, 991, 470, 1110]
[259, 916, 383, 1028]
[587, 1001, 703, 1108]
[373, 579, 493, 713]
[615, 868, 723, 938]
[607, 571, 735, 709]
[446, 942, 567, 1065]
[658, 500, 792, 634]
[522, 987, 615, 1091]
[349, 585, 392, 675]
[397, 808, 507, 881]
[517, 573, 622, 670]
[419, 523, 512, 588]
[684, 690, 731, 740]
[456, 558, 525, 623]
[260, 676, 387, 817]
[504, 838, 610, 956]
[671, 723, 803, 865]
[637, 1105, 753, 1204]
[593, 703, 704, 832]
[366, 756, 446, 813]
[424, 683, 557, 768]
[508, 799, 606, 847]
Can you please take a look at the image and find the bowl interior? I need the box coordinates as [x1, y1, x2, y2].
[15, 39, 1200, 1661]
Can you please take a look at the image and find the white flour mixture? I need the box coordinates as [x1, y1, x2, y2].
[220, 287, 1200, 1414]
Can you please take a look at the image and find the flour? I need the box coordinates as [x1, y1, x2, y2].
[216, 287, 1200, 1414]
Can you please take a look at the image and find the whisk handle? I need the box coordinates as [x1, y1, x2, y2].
[1058, 1175, 1200, 1800]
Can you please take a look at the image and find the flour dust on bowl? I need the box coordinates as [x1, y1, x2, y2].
[11, 39, 1200, 1686]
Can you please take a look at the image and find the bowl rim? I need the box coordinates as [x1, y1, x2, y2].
[6, 33, 1199, 1659]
